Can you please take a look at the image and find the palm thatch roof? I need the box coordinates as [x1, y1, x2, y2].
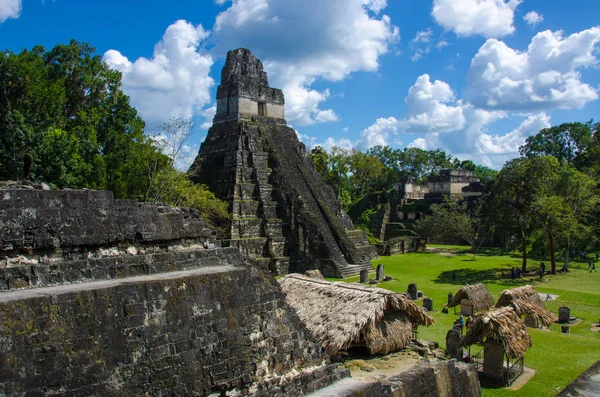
[508, 300, 555, 328]
[461, 306, 533, 358]
[278, 274, 434, 355]
[495, 285, 544, 307]
[495, 285, 554, 328]
[448, 283, 495, 312]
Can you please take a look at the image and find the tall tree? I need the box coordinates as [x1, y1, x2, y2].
[519, 121, 596, 165]
[483, 156, 559, 270]
[415, 196, 483, 252]
[0, 40, 163, 198]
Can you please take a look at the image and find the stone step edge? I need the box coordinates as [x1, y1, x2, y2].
[0, 247, 243, 292]
[0, 265, 244, 303]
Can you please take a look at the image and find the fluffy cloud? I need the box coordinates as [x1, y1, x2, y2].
[432, 0, 521, 38]
[474, 112, 550, 155]
[523, 11, 543, 26]
[357, 117, 399, 149]
[466, 28, 600, 111]
[103, 20, 214, 128]
[322, 137, 355, 151]
[403, 74, 466, 133]
[0, 0, 21, 23]
[212, 0, 399, 125]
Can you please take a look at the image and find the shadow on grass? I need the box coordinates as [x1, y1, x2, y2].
[433, 268, 533, 287]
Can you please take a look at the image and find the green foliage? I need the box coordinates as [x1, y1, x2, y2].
[146, 167, 229, 226]
[414, 197, 483, 251]
[0, 42, 229, 229]
[0, 40, 157, 197]
[519, 121, 597, 165]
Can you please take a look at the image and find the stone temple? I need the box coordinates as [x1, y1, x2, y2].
[189, 49, 375, 277]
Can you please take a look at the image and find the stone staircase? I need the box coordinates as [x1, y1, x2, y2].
[225, 132, 290, 275]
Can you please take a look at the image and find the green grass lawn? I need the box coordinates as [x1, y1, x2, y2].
[346, 245, 600, 396]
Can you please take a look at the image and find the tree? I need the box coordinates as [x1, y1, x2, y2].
[347, 150, 386, 200]
[415, 196, 483, 252]
[0, 40, 158, 198]
[519, 121, 596, 165]
[0, 41, 228, 229]
[483, 156, 559, 271]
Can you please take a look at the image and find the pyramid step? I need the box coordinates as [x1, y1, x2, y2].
[0, 265, 244, 304]
[231, 183, 259, 200]
[0, 247, 243, 292]
[231, 200, 261, 218]
[230, 218, 264, 238]
[228, 237, 268, 257]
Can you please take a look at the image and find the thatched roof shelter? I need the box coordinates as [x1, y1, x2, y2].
[495, 285, 554, 328]
[278, 274, 434, 355]
[448, 283, 494, 312]
[461, 306, 533, 358]
[495, 285, 543, 307]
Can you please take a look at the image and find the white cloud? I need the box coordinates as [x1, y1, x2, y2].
[322, 137, 355, 151]
[432, 0, 522, 38]
[199, 105, 217, 129]
[357, 117, 399, 149]
[103, 20, 214, 128]
[315, 109, 340, 123]
[413, 28, 433, 43]
[410, 28, 433, 61]
[343, 127, 350, 132]
[436, 40, 450, 50]
[523, 11, 543, 26]
[474, 112, 550, 155]
[466, 28, 600, 111]
[212, 0, 399, 125]
[0, 0, 21, 23]
[295, 130, 318, 148]
[403, 74, 466, 133]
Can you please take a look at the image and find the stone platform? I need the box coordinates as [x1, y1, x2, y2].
[0, 188, 351, 396]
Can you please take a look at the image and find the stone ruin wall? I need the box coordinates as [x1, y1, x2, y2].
[310, 359, 481, 397]
[0, 188, 349, 396]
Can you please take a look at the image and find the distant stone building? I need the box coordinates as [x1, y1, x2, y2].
[354, 169, 485, 253]
[189, 49, 375, 277]
[397, 169, 485, 220]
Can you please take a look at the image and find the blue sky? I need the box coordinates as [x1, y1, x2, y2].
[1, 0, 599, 170]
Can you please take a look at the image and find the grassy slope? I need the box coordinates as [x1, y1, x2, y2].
[345, 245, 600, 397]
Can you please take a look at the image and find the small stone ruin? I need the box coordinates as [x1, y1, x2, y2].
[423, 297, 433, 312]
[408, 283, 419, 300]
[558, 306, 571, 323]
[446, 328, 463, 360]
[376, 263, 385, 280]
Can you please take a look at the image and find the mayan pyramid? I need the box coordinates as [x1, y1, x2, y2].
[189, 48, 375, 277]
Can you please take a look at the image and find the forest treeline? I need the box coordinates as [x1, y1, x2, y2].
[310, 122, 600, 273]
[0, 40, 227, 226]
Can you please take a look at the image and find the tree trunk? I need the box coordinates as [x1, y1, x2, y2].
[563, 232, 571, 272]
[520, 225, 527, 271]
[548, 225, 556, 273]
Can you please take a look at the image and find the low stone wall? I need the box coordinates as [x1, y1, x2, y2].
[387, 359, 481, 397]
[0, 189, 217, 254]
[0, 265, 346, 396]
